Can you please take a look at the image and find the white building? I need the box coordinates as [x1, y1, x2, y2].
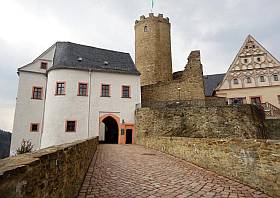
[10, 42, 141, 154]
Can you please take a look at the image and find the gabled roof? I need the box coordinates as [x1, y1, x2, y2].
[204, 74, 225, 96]
[50, 42, 140, 75]
[216, 35, 280, 90]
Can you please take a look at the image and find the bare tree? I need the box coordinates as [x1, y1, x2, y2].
[16, 139, 34, 155]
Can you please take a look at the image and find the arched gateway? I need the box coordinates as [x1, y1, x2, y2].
[102, 116, 119, 144]
[99, 115, 120, 144]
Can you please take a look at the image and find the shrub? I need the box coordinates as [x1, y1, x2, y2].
[16, 139, 34, 155]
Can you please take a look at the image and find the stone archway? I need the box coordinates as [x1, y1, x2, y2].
[101, 116, 119, 144]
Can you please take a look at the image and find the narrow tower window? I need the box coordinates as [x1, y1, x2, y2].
[144, 26, 148, 32]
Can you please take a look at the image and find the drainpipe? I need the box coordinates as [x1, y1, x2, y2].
[39, 73, 48, 148]
[88, 69, 92, 138]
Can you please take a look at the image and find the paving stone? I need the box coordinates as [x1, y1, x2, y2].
[79, 144, 270, 198]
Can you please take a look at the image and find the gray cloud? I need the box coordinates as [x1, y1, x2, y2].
[0, 0, 280, 131]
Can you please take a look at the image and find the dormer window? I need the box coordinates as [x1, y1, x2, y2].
[144, 26, 148, 32]
[260, 76, 265, 82]
[233, 78, 239, 85]
[40, 62, 48, 69]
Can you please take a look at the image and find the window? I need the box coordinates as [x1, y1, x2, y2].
[251, 97, 261, 105]
[78, 83, 88, 96]
[233, 78, 239, 84]
[122, 86, 130, 98]
[32, 87, 42, 99]
[278, 96, 280, 104]
[229, 98, 245, 105]
[252, 45, 255, 48]
[245, 46, 248, 49]
[30, 123, 39, 132]
[66, 121, 76, 132]
[144, 26, 148, 32]
[257, 57, 261, 62]
[273, 74, 279, 81]
[260, 76, 265, 82]
[40, 62, 48, 69]
[101, 84, 110, 97]
[56, 82, 65, 95]
[244, 59, 248, 63]
[246, 77, 252, 84]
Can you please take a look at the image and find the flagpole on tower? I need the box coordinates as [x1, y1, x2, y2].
[151, 0, 154, 13]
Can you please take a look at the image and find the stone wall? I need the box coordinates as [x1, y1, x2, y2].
[265, 119, 280, 139]
[0, 137, 98, 198]
[142, 137, 280, 198]
[135, 105, 267, 144]
[141, 51, 205, 102]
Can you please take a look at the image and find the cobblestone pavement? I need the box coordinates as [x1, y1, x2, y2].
[78, 144, 269, 198]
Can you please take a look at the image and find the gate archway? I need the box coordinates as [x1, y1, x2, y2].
[100, 115, 119, 144]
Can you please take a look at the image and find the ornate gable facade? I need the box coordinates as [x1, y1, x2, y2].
[215, 35, 280, 110]
[218, 35, 280, 90]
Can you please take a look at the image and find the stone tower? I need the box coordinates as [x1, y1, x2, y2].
[135, 13, 173, 86]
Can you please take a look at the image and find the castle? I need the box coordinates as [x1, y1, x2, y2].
[11, 13, 276, 154]
[135, 13, 205, 103]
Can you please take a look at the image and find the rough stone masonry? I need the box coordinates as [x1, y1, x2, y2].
[0, 137, 98, 198]
[135, 104, 267, 144]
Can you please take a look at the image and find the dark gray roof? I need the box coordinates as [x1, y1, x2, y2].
[49, 42, 140, 75]
[204, 73, 225, 96]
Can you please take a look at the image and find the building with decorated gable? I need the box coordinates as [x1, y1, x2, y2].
[209, 35, 280, 117]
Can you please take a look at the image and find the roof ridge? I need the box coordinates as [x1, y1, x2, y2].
[56, 41, 130, 55]
[204, 73, 226, 77]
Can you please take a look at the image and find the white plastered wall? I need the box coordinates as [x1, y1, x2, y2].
[40, 69, 141, 148]
[10, 72, 47, 155]
[10, 45, 55, 155]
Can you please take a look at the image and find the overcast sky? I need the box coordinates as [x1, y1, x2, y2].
[0, 0, 280, 132]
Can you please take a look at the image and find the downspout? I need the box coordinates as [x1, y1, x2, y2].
[88, 69, 92, 138]
[39, 72, 48, 148]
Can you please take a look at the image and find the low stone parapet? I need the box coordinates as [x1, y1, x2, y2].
[143, 137, 280, 198]
[0, 137, 98, 198]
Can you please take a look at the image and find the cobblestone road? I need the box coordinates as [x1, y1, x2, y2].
[78, 144, 269, 198]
